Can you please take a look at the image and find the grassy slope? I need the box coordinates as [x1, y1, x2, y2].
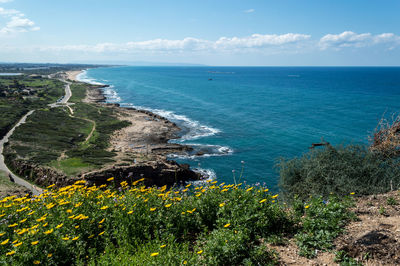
[3, 81, 130, 178]
[0, 76, 64, 139]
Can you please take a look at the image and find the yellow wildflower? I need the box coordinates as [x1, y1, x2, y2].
[8, 223, 18, 228]
[272, 194, 278, 199]
[62, 236, 70, 241]
[219, 202, 226, 207]
[150, 208, 156, 212]
[259, 199, 267, 203]
[100, 206, 109, 210]
[6, 250, 16, 256]
[36, 216, 46, 222]
[99, 218, 105, 224]
[165, 203, 172, 208]
[88, 234, 95, 239]
[305, 205, 309, 209]
[13, 242, 22, 247]
[47, 254, 53, 258]
[224, 223, 231, 228]
[98, 231, 105, 236]
[150, 252, 159, 257]
[31, 224, 39, 230]
[47, 184, 55, 189]
[350, 192, 355, 195]
[0, 232, 4, 237]
[1, 239, 9, 245]
[19, 218, 27, 223]
[42, 222, 48, 227]
[246, 187, 254, 192]
[56, 223, 63, 229]
[107, 177, 114, 181]
[195, 193, 202, 197]
[197, 250, 203, 254]
[72, 236, 79, 241]
[31, 241, 39, 245]
[186, 208, 196, 214]
[160, 244, 166, 248]
[44, 229, 54, 235]
[33, 260, 40, 264]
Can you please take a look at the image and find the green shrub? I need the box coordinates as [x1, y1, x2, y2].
[295, 195, 355, 258]
[277, 145, 400, 200]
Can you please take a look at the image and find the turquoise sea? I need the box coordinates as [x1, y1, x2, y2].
[79, 67, 400, 189]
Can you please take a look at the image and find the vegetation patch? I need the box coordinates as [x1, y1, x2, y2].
[278, 145, 400, 201]
[48, 158, 95, 177]
[0, 76, 64, 138]
[0, 179, 355, 265]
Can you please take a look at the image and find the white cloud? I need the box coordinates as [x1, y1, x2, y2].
[319, 31, 400, 50]
[0, 6, 39, 35]
[45, 33, 311, 54]
[214, 33, 311, 50]
[244, 9, 255, 13]
[0, 0, 13, 3]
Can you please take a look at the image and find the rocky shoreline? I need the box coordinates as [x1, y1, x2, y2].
[74, 75, 203, 186]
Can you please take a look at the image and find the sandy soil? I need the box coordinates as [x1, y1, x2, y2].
[65, 70, 83, 81]
[268, 190, 400, 265]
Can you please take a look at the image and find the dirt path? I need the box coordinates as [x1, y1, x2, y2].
[81, 117, 96, 143]
[0, 111, 42, 195]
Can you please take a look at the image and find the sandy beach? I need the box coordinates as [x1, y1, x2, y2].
[65, 70, 84, 81]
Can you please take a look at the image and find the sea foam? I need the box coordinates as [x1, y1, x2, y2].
[79, 70, 232, 162]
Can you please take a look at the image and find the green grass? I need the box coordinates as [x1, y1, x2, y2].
[0, 76, 65, 139]
[69, 83, 88, 103]
[4, 97, 129, 178]
[48, 158, 96, 176]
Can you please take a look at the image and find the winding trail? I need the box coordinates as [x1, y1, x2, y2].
[0, 111, 42, 195]
[0, 76, 74, 195]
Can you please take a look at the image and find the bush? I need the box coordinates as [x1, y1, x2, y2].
[295, 195, 355, 258]
[277, 145, 400, 200]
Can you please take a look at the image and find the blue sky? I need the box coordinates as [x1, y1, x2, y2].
[0, 0, 399, 65]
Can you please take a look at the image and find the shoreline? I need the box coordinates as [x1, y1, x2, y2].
[65, 70, 205, 183]
[66, 69, 193, 157]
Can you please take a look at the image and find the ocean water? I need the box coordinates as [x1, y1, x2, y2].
[79, 67, 400, 190]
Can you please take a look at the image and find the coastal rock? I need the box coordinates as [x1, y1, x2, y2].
[83, 158, 201, 187]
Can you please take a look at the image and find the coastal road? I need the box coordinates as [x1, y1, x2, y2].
[0, 76, 73, 196]
[48, 80, 73, 111]
[0, 111, 42, 195]
[60, 80, 72, 103]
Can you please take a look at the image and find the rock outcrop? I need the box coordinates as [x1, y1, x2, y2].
[83, 158, 201, 187]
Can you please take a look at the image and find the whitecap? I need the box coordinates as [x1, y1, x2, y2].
[168, 143, 233, 159]
[119, 103, 221, 141]
[102, 85, 121, 102]
[76, 70, 105, 85]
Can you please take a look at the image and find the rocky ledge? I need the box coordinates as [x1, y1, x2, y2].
[83, 158, 201, 187]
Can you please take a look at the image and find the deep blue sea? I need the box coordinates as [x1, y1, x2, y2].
[79, 67, 400, 190]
